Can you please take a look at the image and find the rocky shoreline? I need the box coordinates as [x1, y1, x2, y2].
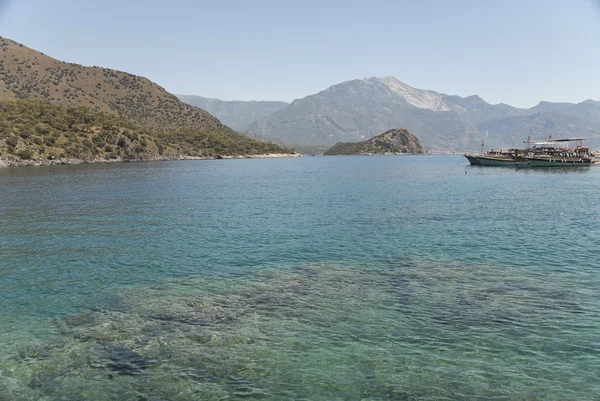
[324, 128, 425, 156]
[0, 153, 301, 168]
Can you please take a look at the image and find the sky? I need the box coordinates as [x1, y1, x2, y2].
[0, 0, 599, 108]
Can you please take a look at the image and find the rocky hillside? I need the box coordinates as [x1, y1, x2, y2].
[176, 95, 288, 131]
[0, 36, 235, 135]
[245, 77, 600, 151]
[0, 36, 296, 163]
[324, 128, 425, 155]
[245, 77, 484, 151]
[0, 99, 294, 166]
[477, 111, 599, 145]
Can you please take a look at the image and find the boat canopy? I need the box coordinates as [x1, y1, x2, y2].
[524, 138, 586, 145]
[549, 138, 586, 142]
[526, 141, 555, 146]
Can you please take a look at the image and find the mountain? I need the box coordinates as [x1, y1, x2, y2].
[0, 37, 233, 133]
[478, 100, 600, 148]
[0, 36, 295, 163]
[477, 111, 599, 144]
[176, 95, 288, 131]
[245, 77, 600, 151]
[246, 77, 484, 151]
[438, 94, 525, 124]
[528, 101, 576, 115]
[0, 36, 240, 134]
[324, 128, 425, 155]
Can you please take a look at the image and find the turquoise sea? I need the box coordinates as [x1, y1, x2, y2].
[1, 155, 599, 400]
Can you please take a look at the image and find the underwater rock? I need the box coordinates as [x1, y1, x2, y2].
[63, 312, 97, 327]
[90, 342, 155, 376]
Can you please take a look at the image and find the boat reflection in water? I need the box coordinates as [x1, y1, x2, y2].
[464, 137, 593, 167]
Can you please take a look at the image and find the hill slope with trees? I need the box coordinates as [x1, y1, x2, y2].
[0, 99, 294, 167]
[0, 37, 295, 165]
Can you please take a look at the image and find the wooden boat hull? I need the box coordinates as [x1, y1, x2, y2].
[464, 155, 482, 165]
[465, 155, 592, 168]
[464, 155, 530, 167]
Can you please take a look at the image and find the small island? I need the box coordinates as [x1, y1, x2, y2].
[324, 128, 425, 156]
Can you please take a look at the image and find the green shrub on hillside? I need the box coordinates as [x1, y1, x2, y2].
[0, 99, 294, 162]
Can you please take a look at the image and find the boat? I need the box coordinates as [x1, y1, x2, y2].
[526, 138, 592, 167]
[465, 137, 592, 167]
[464, 149, 531, 167]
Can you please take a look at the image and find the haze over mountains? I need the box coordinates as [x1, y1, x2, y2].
[180, 77, 600, 151]
[176, 95, 288, 132]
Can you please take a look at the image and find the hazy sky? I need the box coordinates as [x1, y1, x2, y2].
[0, 0, 599, 107]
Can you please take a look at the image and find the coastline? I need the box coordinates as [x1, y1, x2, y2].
[0, 153, 301, 168]
[323, 152, 427, 156]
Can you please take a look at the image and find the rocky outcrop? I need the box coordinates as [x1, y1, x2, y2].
[324, 128, 425, 155]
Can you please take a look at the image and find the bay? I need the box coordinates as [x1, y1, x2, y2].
[1, 155, 599, 400]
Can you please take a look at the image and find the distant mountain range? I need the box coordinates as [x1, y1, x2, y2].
[180, 77, 600, 151]
[176, 95, 288, 132]
[6, 33, 593, 154]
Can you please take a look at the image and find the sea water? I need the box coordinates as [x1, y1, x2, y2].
[1, 155, 599, 400]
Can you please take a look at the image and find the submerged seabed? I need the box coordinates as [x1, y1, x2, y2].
[1, 258, 599, 401]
